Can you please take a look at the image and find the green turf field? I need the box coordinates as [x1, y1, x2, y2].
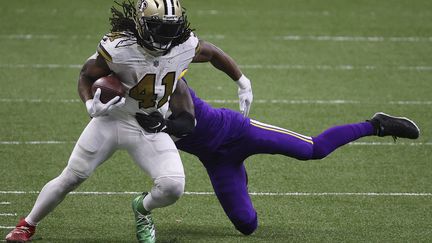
[1, 0, 432, 242]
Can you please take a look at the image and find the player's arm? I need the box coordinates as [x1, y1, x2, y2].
[136, 79, 195, 137]
[78, 55, 124, 117]
[78, 55, 111, 103]
[192, 40, 253, 116]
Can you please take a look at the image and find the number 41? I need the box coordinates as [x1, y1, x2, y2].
[129, 72, 175, 109]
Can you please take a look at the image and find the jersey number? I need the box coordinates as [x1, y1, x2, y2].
[129, 72, 175, 109]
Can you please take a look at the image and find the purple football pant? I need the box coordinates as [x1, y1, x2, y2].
[200, 119, 375, 235]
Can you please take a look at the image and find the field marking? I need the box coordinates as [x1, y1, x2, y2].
[1, 63, 432, 72]
[0, 202, 11, 205]
[0, 226, 14, 229]
[0, 98, 431, 106]
[275, 35, 432, 42]
[349, 142, 432, 146]
[1, 191, 432, 197]
[0, 141, 431, 146]
[0, 141, 70, 145]
[0, 213, 16, 217]
[2, 34, 432, 43]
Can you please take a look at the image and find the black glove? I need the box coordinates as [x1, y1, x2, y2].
[136, 111, 195, 137]
[136, 112, 167, 133]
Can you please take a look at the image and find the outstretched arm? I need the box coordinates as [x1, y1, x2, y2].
[192, 40, 253, 116]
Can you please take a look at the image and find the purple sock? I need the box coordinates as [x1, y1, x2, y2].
[311, 122, 375, 159]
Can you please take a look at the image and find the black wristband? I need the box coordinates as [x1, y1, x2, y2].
[165, 111, 195, 137]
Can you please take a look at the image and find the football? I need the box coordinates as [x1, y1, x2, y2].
[91, 75, 126, 103]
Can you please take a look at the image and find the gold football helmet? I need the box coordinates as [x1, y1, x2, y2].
[135, 0, 187, 53]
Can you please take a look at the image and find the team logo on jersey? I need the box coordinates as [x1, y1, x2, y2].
[139, 0, 148, 11]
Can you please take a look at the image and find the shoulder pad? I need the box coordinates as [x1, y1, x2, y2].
[97, 32, 138, 63]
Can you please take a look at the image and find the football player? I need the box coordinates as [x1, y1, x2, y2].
[5, 1, 252, 243]
[136, 78, 421, 236]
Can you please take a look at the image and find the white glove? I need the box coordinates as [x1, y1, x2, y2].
[235, 75, 253, 116]
[85, 88, 126, 117]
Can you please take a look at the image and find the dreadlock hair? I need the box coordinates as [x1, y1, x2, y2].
[109, 0, 194, 49]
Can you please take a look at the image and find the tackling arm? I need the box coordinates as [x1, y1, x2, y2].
[136, 79, 195, 137]
[192, 40, 253, 116]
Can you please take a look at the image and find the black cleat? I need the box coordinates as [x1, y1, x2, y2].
[369, 112, 420, 139]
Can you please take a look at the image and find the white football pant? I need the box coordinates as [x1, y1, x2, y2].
[25, 113, 185, 225]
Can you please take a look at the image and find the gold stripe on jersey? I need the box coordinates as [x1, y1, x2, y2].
[194, 41, 201, 55]
[178, 69, 188, 80]
[97, 43, 113, 62]
[250, 120, 314, 144]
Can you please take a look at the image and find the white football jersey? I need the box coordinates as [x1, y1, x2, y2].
[97, 31, 199, 117]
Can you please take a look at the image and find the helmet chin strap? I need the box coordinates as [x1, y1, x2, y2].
[140, 42, 170, 57]
[141, 36, 172, 56]
[149, 35, 172, 51]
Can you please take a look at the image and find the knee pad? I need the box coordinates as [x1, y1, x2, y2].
[153, 176, 185, 203]
[57, 166, 86, 191]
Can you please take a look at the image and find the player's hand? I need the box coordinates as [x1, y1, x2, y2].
[136, 111, 167, 133]
[85, 88, 125, 117]
[236, 75, 253, 116]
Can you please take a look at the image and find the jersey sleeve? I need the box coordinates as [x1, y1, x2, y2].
[97, 32, 137, 64]
[174, 33, 200, 80]
[97, 41, 113, 63]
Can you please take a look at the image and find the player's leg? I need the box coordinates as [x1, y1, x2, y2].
[310, 112, 419, 159]
[126, 129, 185, 243]
[246, 112, 419, 160]
[204, 161, 257, 235]
[6, 117, 117, 242]
[127, 131, 185, 210]
[247, 119, 375, 160]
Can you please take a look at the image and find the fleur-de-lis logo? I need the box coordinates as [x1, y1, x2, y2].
[139, 0, 148, 11]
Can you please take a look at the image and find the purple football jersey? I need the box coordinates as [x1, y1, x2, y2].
[175, 88, 249, 161]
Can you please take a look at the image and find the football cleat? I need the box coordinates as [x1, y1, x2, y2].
[369, 112, 420, 139]
[132, 192, 156, 243]
[5, 218, 36, 243]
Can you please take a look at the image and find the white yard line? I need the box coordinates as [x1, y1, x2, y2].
[0, 191, 431, 197]
[0, 141, 71, 145]
[0, 226, 14, 229]
[1, 63, 432, 72]
[2, 34, 432, 43]
[275, 35, 432, 42]
[0, 141, 430, 146]
[0, 213, 16, 217]
[0, 98, 431, 105]
[0, 202, 11, 205]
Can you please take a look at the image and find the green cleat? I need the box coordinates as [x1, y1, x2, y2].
[132, 192, 156, 243]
